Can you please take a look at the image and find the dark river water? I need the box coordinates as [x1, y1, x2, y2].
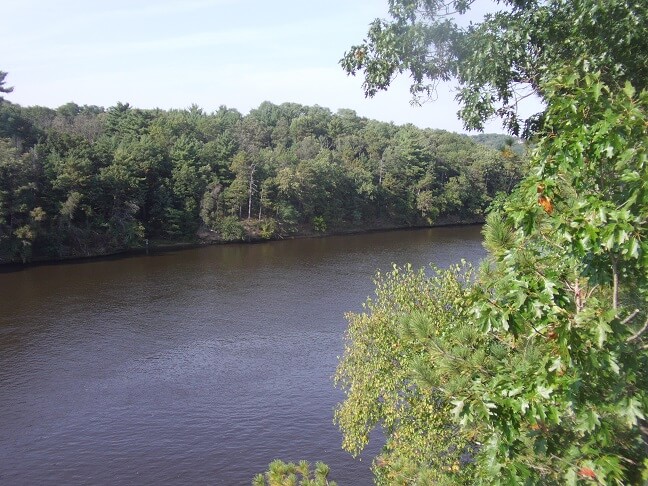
[0, 225, 485, 485]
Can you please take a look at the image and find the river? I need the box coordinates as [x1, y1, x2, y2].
[0, 225, 485, 485]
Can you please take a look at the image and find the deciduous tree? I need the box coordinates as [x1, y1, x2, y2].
[335, 1, 648, 484]
[341, 0, 648, 135]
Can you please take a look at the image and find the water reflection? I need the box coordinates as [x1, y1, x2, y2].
[0, 226, 484, 485]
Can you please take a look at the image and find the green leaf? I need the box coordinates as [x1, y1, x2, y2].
[622, 397, 645, 427]
[533, 437, 547, 454]
[595, 319, 612, 348]
[537, 385, 553, 399]
[451, 399, 465, 419]
[576, 409, 600, 433]
[564, 467, 578, 486]
[549, 357, 563, 373]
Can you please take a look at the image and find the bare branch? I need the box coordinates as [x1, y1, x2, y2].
[622, 309, 640, 326]
[585, 284, 599, 300]
[627, 315, 648, 344]
[611, 257, 619, 311]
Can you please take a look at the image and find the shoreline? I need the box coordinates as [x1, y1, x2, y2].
[0, 219, 484, 270]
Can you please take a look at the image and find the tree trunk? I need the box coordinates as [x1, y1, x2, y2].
[247, 164, 256, 220]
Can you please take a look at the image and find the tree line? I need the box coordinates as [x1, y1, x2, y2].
[0, 93, 523, 263]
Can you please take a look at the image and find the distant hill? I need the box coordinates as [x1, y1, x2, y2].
[470, 133, 526, 155]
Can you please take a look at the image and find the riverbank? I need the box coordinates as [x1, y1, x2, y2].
[1, 217, 485, 267]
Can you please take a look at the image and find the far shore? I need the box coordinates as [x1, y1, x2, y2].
[0, 218, 485, 269]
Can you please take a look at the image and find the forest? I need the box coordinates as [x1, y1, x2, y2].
[0, 92, 523, 263]
[4, 0, 647, 484]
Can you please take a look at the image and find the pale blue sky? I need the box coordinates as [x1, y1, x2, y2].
[2, 0, 537, 133]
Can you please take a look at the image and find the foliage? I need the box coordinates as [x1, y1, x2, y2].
[0, 139, 42, 262]
[311, 215, 327, 233]
[215, 215, 245, 242]
[336, 2, 648, 485]
[470, 134, 525, 156]
[0, 82, 521, 263]
[460, 69, 647, 485]
[252, 460, 336, 486]
[335, 263, 477, 484]
[0, 71, 12, 103]
[258, 218, 278, 240]
[341, 0, 648, 136]
[335, 69, 648, 485]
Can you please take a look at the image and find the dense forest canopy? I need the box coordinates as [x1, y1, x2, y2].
[0, 90, 523, 263]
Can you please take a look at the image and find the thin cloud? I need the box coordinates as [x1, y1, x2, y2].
[88, 0, 235, 22]
[6, 28, 273, 66]
[1, 0, 234, 48]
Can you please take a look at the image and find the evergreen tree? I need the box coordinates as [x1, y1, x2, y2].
[334, 1, 648, 483]
[0, 71, 13, 103]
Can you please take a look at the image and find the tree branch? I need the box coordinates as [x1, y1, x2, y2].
[627, 315, 648, 344]
[611, 257, 619, 311]
[622, 309, 640, 326]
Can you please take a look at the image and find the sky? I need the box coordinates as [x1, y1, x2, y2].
[1, 0, 540, 133]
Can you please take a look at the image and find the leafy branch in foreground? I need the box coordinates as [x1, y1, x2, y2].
[335, 1, 648, 483]
[334, 263, 478, 485]
[262, 2, 647, 483]
[463, 67, 648, 485]
[334, 68, 647, 484]
[341, 0, 648, 136]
